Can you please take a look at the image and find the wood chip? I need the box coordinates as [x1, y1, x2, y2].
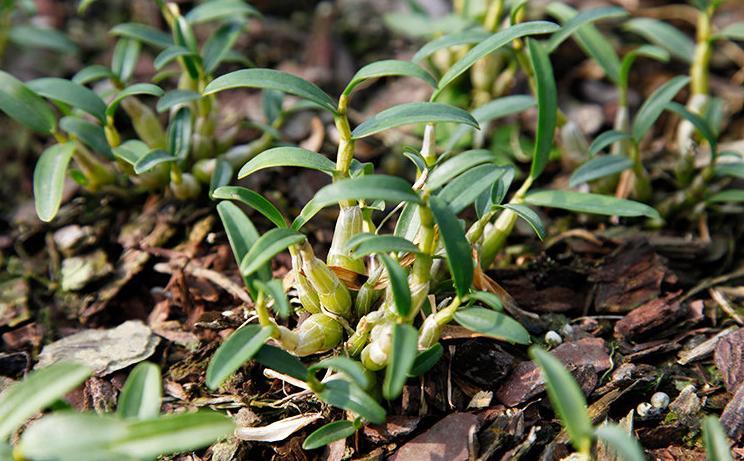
[614, 292, 686, 340]
[715, 328, 744, 392]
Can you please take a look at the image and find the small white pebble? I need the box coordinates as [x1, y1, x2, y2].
[544, 330, 563, 347]
[560, 323, 574, 337]
[636, 401, 653, 417]
[650, 392, 670, 409]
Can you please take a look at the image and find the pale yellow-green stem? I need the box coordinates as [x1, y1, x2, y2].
[629, 141, 652, 201]
[421, 123, 437, 166]
[483, 0, 504, 32]
[121, 98, 167, 149]
[479, 175, 533, 268]
[418, 297, 461, 349]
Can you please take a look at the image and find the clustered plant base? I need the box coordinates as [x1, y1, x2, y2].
[0, 0, 743, 460]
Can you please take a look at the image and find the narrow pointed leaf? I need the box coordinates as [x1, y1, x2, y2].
[240, 228, 306, 277]
[530, 347, 593, 453]
[427, 149, 496, 190]
[313, 175, 422, 208]
[525, 190, 660, 219]
[715, 163, 744, 179]
[309, 357, 370, 390]
[0, 361, 91, 440]
[27, 78, 106, 122]
[254, 344, 309, 381]
[167, 107, 193, 160]
[619, 45, 670, 87]
[665, 101, 717, 156]
[9, 25, 78, 54]
[429, 196, 473, 298]
[343, 60, 435, 96]
[209, 158, 234, 198]
[413, 29, 490, 62]
[19, 413, 127, 460]
[528, 39, 558, 180]
[468, 291, 503, 311]
[60, 116, 112, 159]
[569, 155, 633, 187]
[0, 70, 56, 134]
[438, 164, 508, 214]
[409, 343, 443, 377]
[111, 38, 141, 82]
[435, 21, 559, 97]
[34, 142, 76, 222]
[351, 102, 477, 139]
[546, 6, 627, 52]
[117, 362, 162, 420]
[702, 416, 733, 461]
[256, 279, 290, 319]
[204, 69, 337, 113]
[624, 18, 694, 63]
[216, 201, 270, 295]
[714, 22, 744, 41]
[318, 380, 386, 424]
[239, 147, 336, 178]
[203, 21, 244, 74]
[111, 23, 173, 48]
[379, 254, 412, 317]
[708, 189, 744, 203]
[383, 324, 418, 400]
[107, 83, 164, 117]
[454, 308, 530, 344]
[73, 65, 114, 85]
[112, 140, 149, 166]
[348, 235, 420, 258]
[154, 46, 197, 70]
[186, 0, 261, 23]
[501, 204, 546, 240]
[157, 89, 202, 113]
[213, 186, 287, 228]
[206, 325, 273, 389]
[303, 421, 356, 450]
[133, 149, 175, 174]
[447, 96, 536, 150]
[589, 130, 632, 155]
[632, 76, 690, 141]
[594, 425, 646, 461]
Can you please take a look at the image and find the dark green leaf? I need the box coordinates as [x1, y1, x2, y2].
[112, 140, 149, 166]
[117, 362, 161, 420]
[186, 0, 261, 23]
[153, 46, 197, 70]
[167, 106, 193, 160]
[525, 190, 660, 219]
[569, 155, 633, 187]
[72, 65, 114, 85]
[467, 291, 503, 311]
[213, 186, 288, 228]
[9, 25, 78, 54]
[318, 380, 386, 424]
[528, 39, 558, 180]
[546, 6, 627, 52]
[209, 158, 234, 198]
[107, 83, 164, 117]
[715, 162, 744, 179]
[501, 203, 546, 240]
[110, 23, 173, 48]
[707, 189, 744, 203]
[383, 324, 418, 400]
[435, 21, 560, 97]
[624, 18, 694, 64]
[133, 149, 175, 174]
[27, 78, 106, 122]
[0, 70, 56, 134]
[59, 116, 112, 159]
[446, 96, 536, 151]
[0, 362, 91, 440]
[157, 89, 202, 113]
[454, 308, 530, 344]
[343, 60, 436, 96]
[429, 196, 473, 298]
[351, 102, 478, 139]
[631, 76, 690, 142]
[619, 45, 670, 88]
[438, 164, 508, 214]
[665, 101, 717, 156]
[202, 21, 244, 74]
[302, 420, 356, 450]
[594, 424, 646, 461]
[702, 416, 733, 461]
[309, 357, 370, 389]
[254, 344, 309, 381]
[206, 325, 273, 389]
[379, 254, 412, 318]
[409, 343, 443, 377]
[412, 29, 490, 62]
[111, 38, 141, 82]
[714, 22, 744, 41]
[530, 347, 593, 453]
[427, 149, 495, 190]
[204, 69, 337, 113]
[238, 147, 336, 178]
[256, 279, 290, 319]
[313, 175, 422, 208]
[588, 130, 633, 156]
[348, 235, 420, 258]
[34, 142, 76, 222]
[240, 228, 306, 277]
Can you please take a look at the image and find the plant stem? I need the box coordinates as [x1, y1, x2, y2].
[418, 296, 461, 348]
[629, 141, 652, 201]
[479, 175, 533, 268]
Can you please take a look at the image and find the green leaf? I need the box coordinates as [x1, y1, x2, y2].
[206, 324, 273, 389]
[427, 149, 496, 190]
[476, 167, 515, 215]
[213, 186, 288, 228]
[409, 343, 443, 377]
[302, 420, 356, 450]
[186, 0, 261, 24]
[343, 60, 436, 96]
[34, 142, 76, 222]
[202, 21, 244, 74]
[429, 196, 473, 298]
[665, 101, 717, 156]
[351, 102, 478, 139]
[110, 411, 234, 459]
[309, 357, 370, 390]
[167, 106, 193, 160]
[107, 83, 164, 117]
[134, 149, 176, 174]
[112, 140, 149, 166]
[9, 25, 78, 54]
[715, 162, 744, 179]
[528, 39, 558, 180]
[0, 362, 91, 441]
[546, 2, 621, 83]
[348, 235, 420, 258]
[525, 190, 660, 219]
[73, 65, 115, 85]
[256, 279, 290, 319]
[204, 69, 337, 113]
[154, 46, 198, 70]
[438, 164, 508, 214]
[110, 22, 173, 48]
[446, 96, 536, 151]
[240, 228, 306, 277]
[60, 116, 112, 159]
[594, 424, 646, 461]
[569, 155, 633, 187]
[631, 76, 690, 142]
[383, 324, 418, 400]
[254, 344, 309, 381]
[217, 201, 270, 296]
[588, 130, 633, 155]
[454, 308, 530, 344]
[318, 380, 386, 424]
[313, 175, 422, 208]
[546, 6, 627, 52]
[238, 147, 336, 178]
[467, 291, 503, 311]
[707, 189, 744, 203]
[27, 78, 107, 122]
[624, 18, 695, 64]
[117, 362, 162, 420]
[714, 22, 744, 41]
[0, 70, 56, 134]
[530, 347, 593, 453]
[412, 29, 490, 62]
[434, 21, 560, 98]
[210, 159, 234, 198]
[157, 89, 202, 113]
[111, 38, 142, 82]
[702, 416, 733, 461]
[379, 254, 412, 318]
[619, 45, 670, 88]
[501, 204, 546, 240]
